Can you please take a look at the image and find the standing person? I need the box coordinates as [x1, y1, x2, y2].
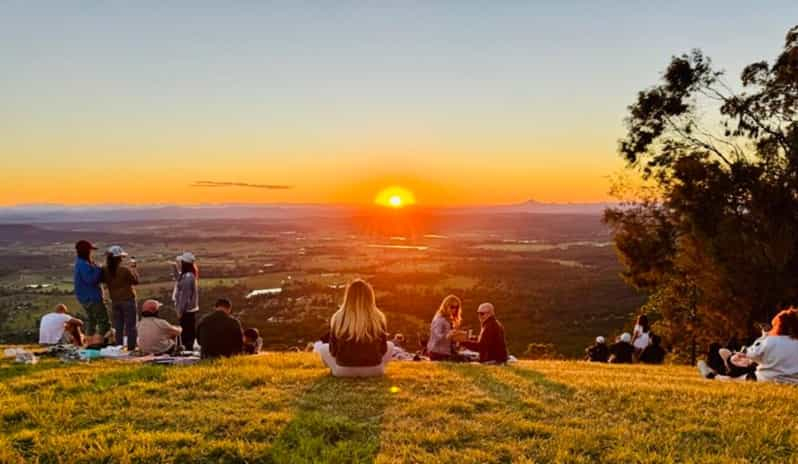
[174, 252, 199, 350]
[313, 279, 394, 377]
[137, 300, 182, 355]
[632, 314, 652, 352]
[102, 246, 139, 351]
[453, 303, 509, 364]
[73, 240, 110, 342]
[585, 336, 610, 363]
[427, 295, 463, 361]
[196, 298, 243, 359]
[39, 304, 83, 346]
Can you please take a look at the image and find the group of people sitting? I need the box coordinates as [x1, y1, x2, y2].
[697, 308, 798, 384]
[312, 282, 510, 376]
[43, 239, 263, 358]
[43, 240, 509, 375]
[584, 314, 666, 364]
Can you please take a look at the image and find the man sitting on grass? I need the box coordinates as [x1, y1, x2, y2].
[197, 298, 243, 359]
[39, 304, 84, 346]
[137, 299, 182, 355]
[585, 336, 610, 363]
[453, 302, 508, 364]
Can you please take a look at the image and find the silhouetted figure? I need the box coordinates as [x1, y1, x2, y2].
[197, 298, 243, 359]
[639, 334, 666, 364]
[609, 333, 635, 364]
[585, 336, 610, 363]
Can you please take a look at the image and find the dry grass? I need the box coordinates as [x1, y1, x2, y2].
[1, 352, 797, 463]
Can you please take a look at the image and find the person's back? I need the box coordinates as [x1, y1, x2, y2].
[137, 305, 181, 355]
[640, 344, 666, 364]
[609, 341, 635, 364]
[746, 335, 798, 383]
[197, 299, 243, 359]
[39, 311, 73, 344]
[330, 330, 388, 367]
[103, 264, 138, 303]
[586, 341, 610, 363]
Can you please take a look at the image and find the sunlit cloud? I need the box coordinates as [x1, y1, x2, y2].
[190, 181, 293, 190]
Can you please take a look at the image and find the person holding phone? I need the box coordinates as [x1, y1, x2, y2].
[102, 245, 140, 351]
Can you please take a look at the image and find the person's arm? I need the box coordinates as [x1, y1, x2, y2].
[68, 316, 84, 327]
[461, 326, 490, 352]
[128, 267, 140, 285]
[78, 261, 103, 286]
[232, 321, 244, 355]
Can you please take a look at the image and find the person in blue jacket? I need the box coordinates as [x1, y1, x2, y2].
[73, 240, 110, 341]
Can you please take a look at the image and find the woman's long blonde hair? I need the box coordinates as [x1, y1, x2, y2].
[330, 279, 387, 342]
[435, 294, 462, 328]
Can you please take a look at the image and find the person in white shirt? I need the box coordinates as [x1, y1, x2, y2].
[632, 314, 651, 352]
[39, 304, 83, 345]
[699, 308, 798, 384]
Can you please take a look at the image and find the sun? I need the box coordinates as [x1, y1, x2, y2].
[375, 186, 416, 208]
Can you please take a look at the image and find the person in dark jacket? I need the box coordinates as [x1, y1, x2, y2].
[639, 334, 667, 364]
[314, 279, 393, 377]
[609, 333, 635, 364]
[454, 303, 509, 364]
[585, 336, 610, 362]
[73, 240, 111, 341]
[196, 298, 243, 359]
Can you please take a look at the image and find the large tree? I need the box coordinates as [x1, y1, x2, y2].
[605, 26, 798, 359]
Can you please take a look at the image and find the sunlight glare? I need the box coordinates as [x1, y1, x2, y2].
[375, 186, 416, 208]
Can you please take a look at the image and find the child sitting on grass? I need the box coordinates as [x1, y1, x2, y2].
[243, 328, 263, 354]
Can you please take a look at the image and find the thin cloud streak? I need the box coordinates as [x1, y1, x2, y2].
[190, 181, 293, 190]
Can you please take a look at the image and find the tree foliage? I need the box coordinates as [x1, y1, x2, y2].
[605, 26, 798, 353]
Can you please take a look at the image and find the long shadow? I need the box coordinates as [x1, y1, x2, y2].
[0, 358, 70, 383]
[268, 373, 393, 464]
[507, 365, 574, 398]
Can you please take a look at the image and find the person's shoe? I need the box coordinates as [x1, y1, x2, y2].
[697, 360, 716, 379]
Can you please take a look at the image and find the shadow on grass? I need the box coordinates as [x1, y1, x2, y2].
[269, 373, 393, 464]
[442, 363, 573, 407]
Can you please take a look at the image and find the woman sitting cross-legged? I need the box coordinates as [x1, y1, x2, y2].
[698, 308, 798, 384]
[314, 279, 394, 377]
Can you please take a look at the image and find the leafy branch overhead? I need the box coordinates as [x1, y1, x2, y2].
[605, 25, 798, 353]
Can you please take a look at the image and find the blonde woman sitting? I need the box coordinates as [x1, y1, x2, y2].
[427, 294, 463, 361]
[314, 279, 394, 377]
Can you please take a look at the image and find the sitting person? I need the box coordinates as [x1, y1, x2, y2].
[699, 308, 798, 383]
[39, 304, 84, 346]
[314, 279, 393, 377]
[427, 295, 462, 361]
[197, 298, 243, 359]
[243, 328, 263, 354]
[609, 333, 635, 364]
[639, 334, 666, 364]
[137, 299, 182, 355]
[453, 303, 508, 364]
[585, 336, 610, 363]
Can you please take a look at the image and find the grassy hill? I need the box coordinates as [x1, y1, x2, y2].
[1, 352, 796, 463]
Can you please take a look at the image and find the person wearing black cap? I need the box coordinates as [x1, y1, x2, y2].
[73, 240, 110, 342]
[196, 298, 243, 359]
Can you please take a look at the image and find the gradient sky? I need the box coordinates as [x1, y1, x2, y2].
[2, 2, 796, 206]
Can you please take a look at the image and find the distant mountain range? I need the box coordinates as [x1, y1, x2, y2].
[0, 200, 614, 223]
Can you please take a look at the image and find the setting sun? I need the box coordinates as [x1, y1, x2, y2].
[375, 186, 416, 208]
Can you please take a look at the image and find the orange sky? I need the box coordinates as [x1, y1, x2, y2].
[3, 3, 791, 206]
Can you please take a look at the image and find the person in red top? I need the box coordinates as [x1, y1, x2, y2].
[454, 303, 509, 364]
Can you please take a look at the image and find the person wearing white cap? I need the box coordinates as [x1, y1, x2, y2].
[174, 251, 199, 350]
[609, 332, 635, 364]
[137, 300, 182, 355]
[585, 335, 610, 363]
[101, 245, 140, 351]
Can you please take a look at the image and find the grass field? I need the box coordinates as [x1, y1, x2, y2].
[1, 352, 796, 463]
